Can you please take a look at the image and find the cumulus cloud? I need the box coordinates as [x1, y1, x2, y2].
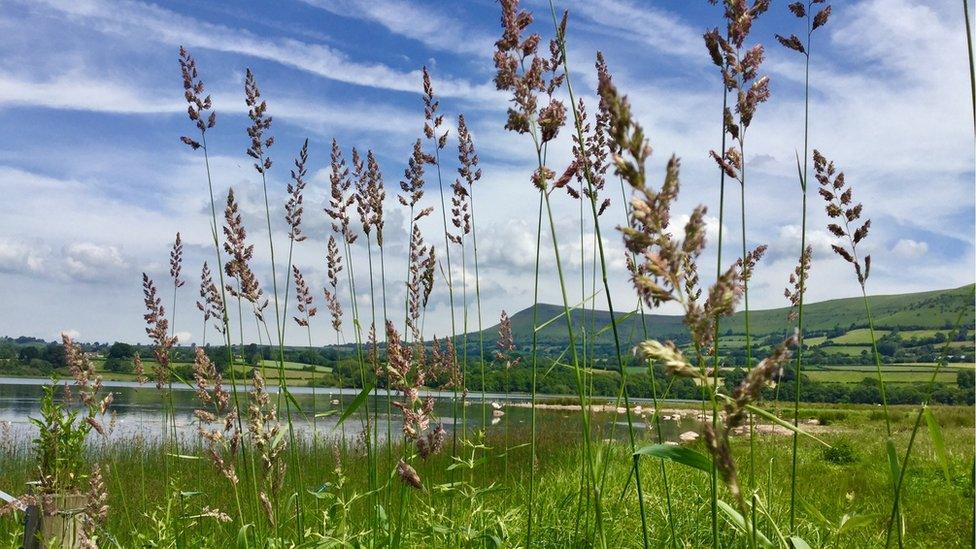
[0, 237, 47, 275]
[891, 238, 928, 259]
[0, 237, 129, 283]
[63, 242, 127, 281]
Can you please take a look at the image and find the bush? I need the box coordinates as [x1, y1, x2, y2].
[815, 410, 847, 426]
[822, 439, 858, 465]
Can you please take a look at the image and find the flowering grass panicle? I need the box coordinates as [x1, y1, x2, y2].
[248, 371, 286, 525]
[815, 150, 872, 286]
[169, 233, 185, 289]
[244, 68, 273, 174]
[785, 245, 813, 322]
[192, 348, 240, 485]
[142, 274, 176, 388]
[196, 262, 224, 338]
[286, 139, 309, 243]
[325, 236, 343, 332]
[291, 266, 316, 328]
[178, 46, 215, 150]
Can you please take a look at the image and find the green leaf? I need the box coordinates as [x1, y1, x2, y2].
[788, 536, 812, 549]
[314, 410, 338, 418]
[166, 454, 202, 460]
[836, 513, 879, 536]
[795, 149, 806, 191]
[923, 406, 951, 482]
[717, 500, 773, 547]
[738, 402, 831, 448]
[236, 523, 253, 549]
[633, 444, 711, 473]
[333, 383, 373, 431]
[282, 386, 310, 422]
[798, 497, 832, 529]
[885, 438, 900, 488]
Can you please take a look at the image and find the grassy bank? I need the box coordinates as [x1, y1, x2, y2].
[1, 403, 971, 547]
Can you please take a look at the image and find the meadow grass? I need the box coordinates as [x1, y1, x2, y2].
[1, 1, 972, 547]
[1, 404, 971, 547]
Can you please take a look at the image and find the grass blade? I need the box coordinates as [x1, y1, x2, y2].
[788, 536, 812, 549]
[885, 438, 900, 487]
[923, 406, 950, 482]
[717, 500, 773, 547]
[634, 444, 711, 474]
[334, 383, 374, 430]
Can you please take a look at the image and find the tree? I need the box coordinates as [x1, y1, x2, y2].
[107, 342, 134, 359]
[957, 369, 975, 389]
[18, 346, 39, 362]
[104, 356, 133, 373]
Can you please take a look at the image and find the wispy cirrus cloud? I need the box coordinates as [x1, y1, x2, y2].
[28, 0, 497, 100]
[300, 0, 495, 56]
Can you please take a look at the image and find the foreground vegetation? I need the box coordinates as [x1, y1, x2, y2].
[1, 0, 973, 546]
[0, 403, 972, 547]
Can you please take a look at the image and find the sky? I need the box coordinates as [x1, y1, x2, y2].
[0, 0, 972, 346]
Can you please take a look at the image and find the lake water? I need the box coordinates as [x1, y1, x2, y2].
[0, 378, 699, 447]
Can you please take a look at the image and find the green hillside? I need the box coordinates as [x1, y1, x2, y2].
[479, 284, 975, 353]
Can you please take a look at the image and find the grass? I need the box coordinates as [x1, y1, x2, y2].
[0, 403, 971, 547]
[805, 370, 957, 384]
[829, 329, 888, 345]
[3, 1, 972, 547]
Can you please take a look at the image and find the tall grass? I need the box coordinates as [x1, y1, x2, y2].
[547, 4, 649, 545]
[773, 0, 832, 531]
[4, 3, 974, 548]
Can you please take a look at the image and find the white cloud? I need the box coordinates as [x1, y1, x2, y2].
[891, 238, 928, 259]
[60, 329, 80, 339]
[0, 237, 47, 276]
[63, 242, 127, 281]
[572, 0, 703, 59]
[31, 0, 497, 101]
[0, 70, 179, 113]
[301, 0, 494, 56]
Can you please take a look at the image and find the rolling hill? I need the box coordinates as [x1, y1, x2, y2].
[474, 284, 975, 352]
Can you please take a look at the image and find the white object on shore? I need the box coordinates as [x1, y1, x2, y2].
[491, 401, 503, 410]
[679, 430, 699, 442]
[492, 409, 505, 417]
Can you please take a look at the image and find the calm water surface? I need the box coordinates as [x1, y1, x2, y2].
[0, 378, 698, 446]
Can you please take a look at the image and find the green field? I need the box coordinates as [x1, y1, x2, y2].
[829, 328, 887, 344]
[806, 370, 957, 384]
[257, 359, 332, 372]
[803, 335, 829, 346]
[819, 345, 872, 356]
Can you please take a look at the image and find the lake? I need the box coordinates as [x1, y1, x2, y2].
[0, 377, 699, 447]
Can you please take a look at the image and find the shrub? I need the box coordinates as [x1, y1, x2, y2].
[815, 410, 847, 425]
[822, 439, 858, 465]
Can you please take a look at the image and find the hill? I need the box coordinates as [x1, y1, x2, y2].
[476, 284, 975, 353]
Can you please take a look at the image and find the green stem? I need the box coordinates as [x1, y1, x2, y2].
[790, 22, 813, 530]
[884, 295, 971, 546]
[547, 6, 645, 545]
[526, 192, 544, 548]
[964, 0, 975, 132]
[544, 190, 606, 548]
[709, 86, 729, 549]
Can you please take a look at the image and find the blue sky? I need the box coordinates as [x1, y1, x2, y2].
[0, 0, 972, 345]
